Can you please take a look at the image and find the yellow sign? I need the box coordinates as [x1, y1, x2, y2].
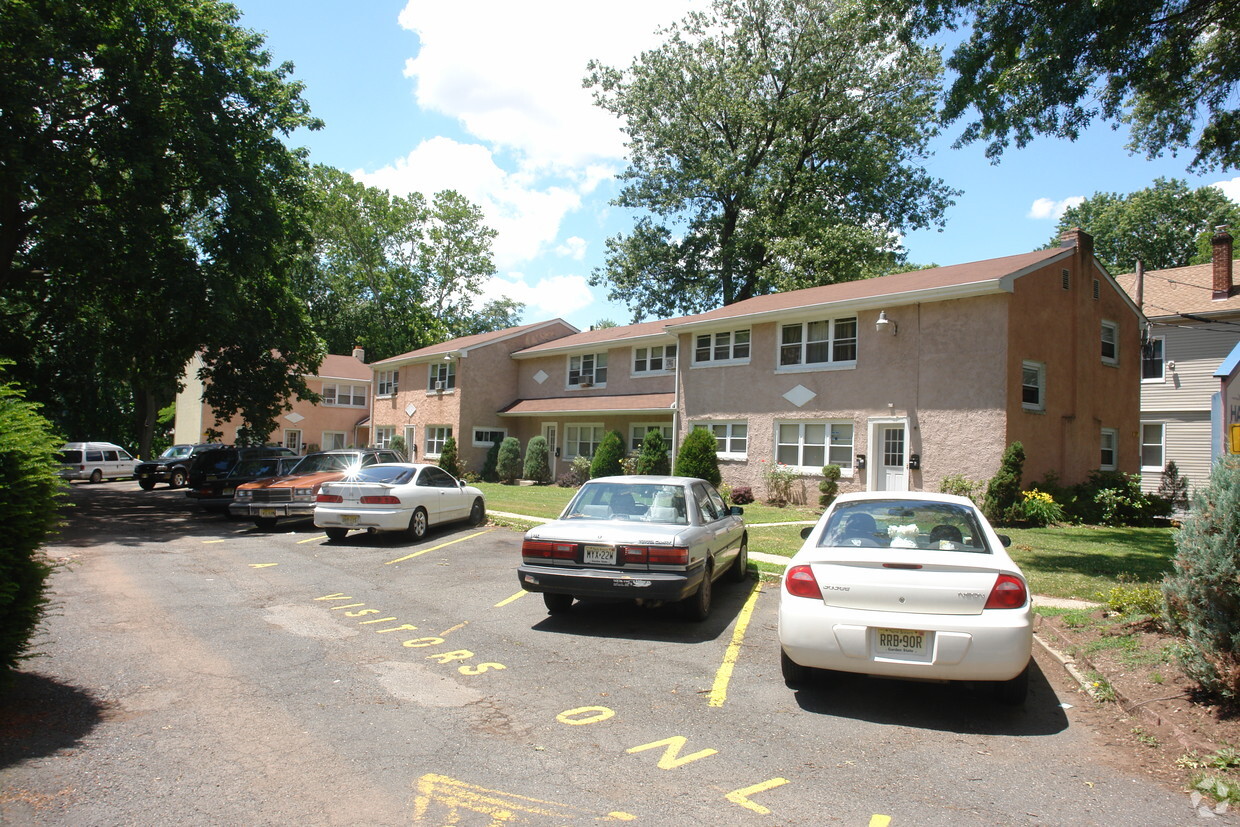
[1232, 423, 1240, 454]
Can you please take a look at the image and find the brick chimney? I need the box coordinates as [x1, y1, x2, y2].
[1213, 226, 1234, 300]
[352, 345, 366, 363]
[1059, 226, 1094, 260]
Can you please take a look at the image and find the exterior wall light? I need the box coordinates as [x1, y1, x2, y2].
[875, 311, 898, 336]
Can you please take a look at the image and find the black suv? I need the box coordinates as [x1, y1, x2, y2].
[185, 445, 297, 490]
[186, 454, 303, 514]
[136, 443, 226, 490]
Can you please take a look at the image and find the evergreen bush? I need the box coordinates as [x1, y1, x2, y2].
[819, 464, 842, 509]
[482, 439, 501, 483]
[1161, 456, 1240, 700]
[982, 442, 1025, 524]
[674, 427, 721, 485]
[1158, 461, 1191, 512]
[496, 437, 523, 484]
[635, 430, 671, 476]
[590, 430, 626, 478]
[438, 437, 461, 478]
[523, 436, 552, 484]
[389, 434, 408, 461]
[0, 370, 63, 677]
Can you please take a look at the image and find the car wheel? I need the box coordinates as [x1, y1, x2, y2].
[781, 649, 812, 688]
[680, 564, 713, 621]
[407, 507, 429, 540]
[169, 468, 187, 488]
[543, 593, 573, 614]
[993, 663, 1030, 706]
[138, 478, 156, 491]
[469, 498, 486, 526]
[89, 469, 103, 484]
[726, 536, 749, 583]
[253, 517, 279, 532]
[325, 527, 349, 542]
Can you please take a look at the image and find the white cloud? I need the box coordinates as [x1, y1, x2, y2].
[1212, 176, 1240, 203]
[555, 237, 588, 261]
[1027, 196, 1085, 221]
[481, 272, 596, 321]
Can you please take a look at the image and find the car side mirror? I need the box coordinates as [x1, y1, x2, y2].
[800, 526, 814, 540]
[997, 534, 1012, 547]
[729, 505, 744, 516]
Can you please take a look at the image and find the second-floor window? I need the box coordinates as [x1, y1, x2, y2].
[428, 361, 456, 391]
[633, 344, 677, 374]
[322, 383, 367, 407]
[568, 353, 607, 387]
[1142, 338, 1164, 381]
[1101, 320, 1119, 365]
[376, 369, 398, 397]
[779, 318, 857, 368]
[1022, 361, 1045, 412]
[694, 329, 750, 364]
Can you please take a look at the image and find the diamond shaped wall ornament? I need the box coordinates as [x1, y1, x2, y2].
[783, 384, 817, 408]
[533, 370, 549, 385]
[405, 403, 417, 417]
[284, 412, 305, 424]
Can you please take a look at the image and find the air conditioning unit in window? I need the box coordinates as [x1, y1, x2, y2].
[434, 381, 444, 390]
[579, 380, 593, 388]
[665, 357, 677, 370]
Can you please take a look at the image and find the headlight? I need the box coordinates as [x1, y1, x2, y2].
[236, 489, 253, 499]
[292, 487, 316, 501]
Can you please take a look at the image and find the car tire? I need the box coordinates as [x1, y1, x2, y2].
[138, 478, 156, 491]
[89, 469, 103, 484]
[781, 649, 812, 688]
[407, 507, 429, 540]
[169, 468, 187, 488]
[543, 593, 573, 614]
[325, 527, 349, 542]
[993, 663, 1030, 706]
[726, 536, 749, 583]
[680, 564, 713, 621]
[469, 498, 486, 526]
[254, 517, 279, 532]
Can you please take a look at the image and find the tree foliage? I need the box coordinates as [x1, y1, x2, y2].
[590, 431, 626, 479]
[523, 436, 552, 485]
[674, 427, 722, 486]
[586, 0, 954, 319]
[1, 0, 328, 458]
[437, 436, 460, 479]
[497, 437, 523, 484]
[982, 441, 1024, 524]
[1050, 179, 1240, 273]
[635, 430, 671, 476]
[895, 0, 1240, 171]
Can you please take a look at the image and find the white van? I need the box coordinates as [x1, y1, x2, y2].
[58, 442, 137, 483]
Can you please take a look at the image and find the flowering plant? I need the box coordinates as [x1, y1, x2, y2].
[1018, 488, 1064, 527]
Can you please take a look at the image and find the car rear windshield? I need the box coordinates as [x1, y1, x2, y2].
[290, 453, 357, 474]
[232, 457, 291, 478]
[351, 466, 416, 485]
[564, 482, 688, 526]
[59, 450, 83, 464]
[819, 500, 991, 553]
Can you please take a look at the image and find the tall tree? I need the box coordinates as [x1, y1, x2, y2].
[586, 0, 955, 319]
[893, 0, 1240, 171]
[1050, 178, 1240, 273]
[0, 0, 324, 457]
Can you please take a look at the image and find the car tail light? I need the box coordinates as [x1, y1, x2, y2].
[785, 564, 823, 599]
[522, 540, 576, 560]
[984, 573, 1028, 609]
[619, 546, 689, 565]
[360, 495, 401, 504]
[316, 494, 343, 503]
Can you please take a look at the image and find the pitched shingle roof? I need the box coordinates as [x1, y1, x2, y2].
[372, 320, 578, 366]
[1115, 260, 1240, 319]
[514, 317, 688, 357]
[498, 393, 676, 416]
[314, 354, 372, 382]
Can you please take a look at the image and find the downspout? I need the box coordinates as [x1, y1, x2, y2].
[671, 333, 682, 458]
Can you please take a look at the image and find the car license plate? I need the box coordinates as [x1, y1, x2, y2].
[222, 488, 234, 496]
[583, 545, 616, 565]
[875, 627, 929, 659]
[259, 508, 278, 518]
[341, 514, 359, 526]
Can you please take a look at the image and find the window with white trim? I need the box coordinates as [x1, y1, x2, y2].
[694, 421, 748, 459]
[629, 423, 673, 451]
[568, 353, 607, 387]
[473, 427, 507, 448]
[374, 426, 395, 449]
[693, 329, 750, 364]
[565, 424, 604, 459]
[322, 431, 347, 450]
[376, 369, 399, 397]
[1142, 338, 1164, 381]
[775, 421, 854, 469]
[1100, 428, 1118, 471]
[779, 317, 857, 368]
[1101, 320, 1119, 365]
[428, 362, 456, 391]
[1022, 361, 1046, 411]
[633, 344, 677, 374]
[322, 383, 367, 407]
[1141, 423, 1165, 470]
[426, 425, 452, 457]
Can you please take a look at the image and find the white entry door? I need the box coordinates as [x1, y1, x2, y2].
[542, 422, 558, 477]
[284, 429, 302, 454]
[877, 425, 907, 492]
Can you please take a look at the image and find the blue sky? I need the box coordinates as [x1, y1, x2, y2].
[233, 0, 1240, 332]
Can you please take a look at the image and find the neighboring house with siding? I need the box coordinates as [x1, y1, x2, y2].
[174, 349, 373, 452]
[1116, 229, 1240, 495]
[1218, 341, 1240, 462]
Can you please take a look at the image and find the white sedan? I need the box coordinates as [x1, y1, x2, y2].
[778, 491, 1033, 705]
[313, 463, 486, 542]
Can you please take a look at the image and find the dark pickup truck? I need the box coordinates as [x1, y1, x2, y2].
[186, 454, 304, 514]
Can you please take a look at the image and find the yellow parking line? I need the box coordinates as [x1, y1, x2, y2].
[708, 581, 763, 708]
[494, 590, 528, 608]
[299, 535, 326, 544]
[385, 528, 495, 565]
[202, 539, 226, 544]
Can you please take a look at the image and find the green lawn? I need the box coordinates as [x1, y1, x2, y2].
[476, 482, 1181, 601]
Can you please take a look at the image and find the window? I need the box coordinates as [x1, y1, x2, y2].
[1142, 338, 1165, 381]
[775, 421, 854, 469]
[1141, 423, 1165, 470]
[693, 329, 750, 364]
[565, 424, 604, 459]
[779, 317, 857, 368]
[472, 428, 507, 447]
[1021, 361, 1045, 411]
[426, 425, 452, 457]
[1100, 428, 1118, 471]
[322, 431, 347, 450]
[694, 421, 748, 458]
[1101, 321, 1118, 364]
[633, 344, 677, 374]
[376, 369, 399, 397]
[374, 426, 395, 449]
[630, 424, 673, 451]
[428, 361, 456, 391]
[568, 353, 607, 387]
[418, 466, 458, 487]
[322, 383, 367, 407]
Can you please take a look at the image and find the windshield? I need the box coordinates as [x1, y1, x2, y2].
[563, 482, 688, 526]
[819, 500, 990, 553]
[290, 453, 357, 475]
[159, 445, 194, 460]
[232, 457, 293, 478]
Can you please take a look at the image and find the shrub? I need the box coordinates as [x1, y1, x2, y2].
[1095, 575, 1162, 616]
[982, 442, 1024, 524]
[389, 434, 408, 461]
[496, 437, 523, 484]
[635, 430, 671, 476]
[0, 369, 63, 676]
[818, 464, 841, 509]
[1158, 461, 1190, 512]
[730, 485, 754, 505]
[556, 455, 593, 487]
[674, 427, 722, 485]
[438, 437, 461, 478]
[590, 430, 626, 478]
[939, 473, 981, 503]
[762, 461, 798, 506]
[1064, 471, 1171, 526]
[482, 439, 501, 483]
[1162, 456, 1240, 700]
[1017, 489, 1065, 527]
[523, 436, 552, 484]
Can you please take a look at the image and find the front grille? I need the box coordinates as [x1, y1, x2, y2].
[250, 490, 293, 504]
